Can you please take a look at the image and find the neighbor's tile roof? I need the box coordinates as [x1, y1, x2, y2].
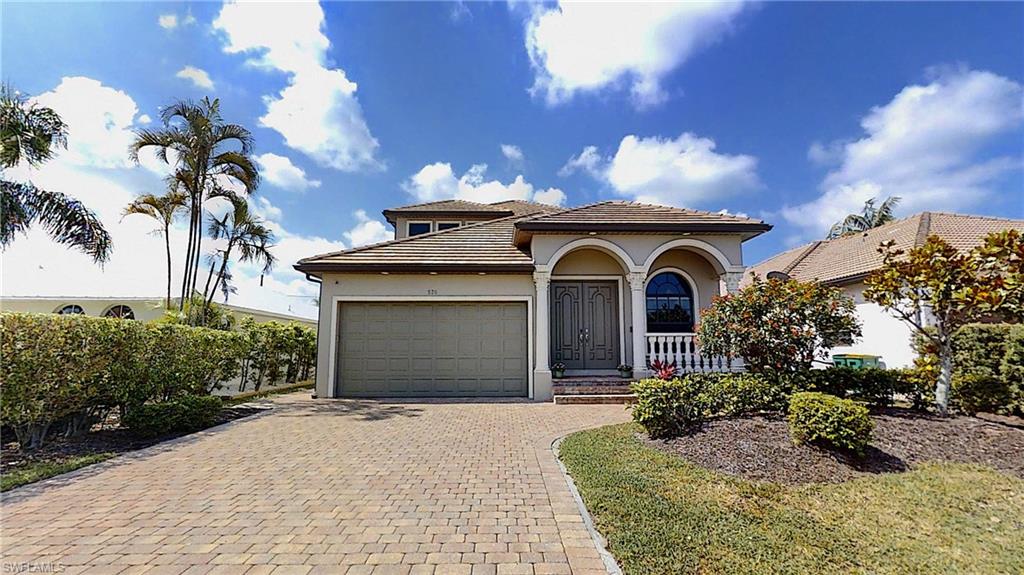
[488, 199, 565, 216]
[383, 199, 512, 214]
[745, 212, 1024, 286]
[514, 201, 771, 233]
[296, 214, 537, 273]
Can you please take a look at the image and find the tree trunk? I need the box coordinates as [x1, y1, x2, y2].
[179, 203, 198, 309]
[202, 257, 218, 305]
[207, 246, 232, 308]
[164, 224, 173, 310]
[934, 343, 954, 416]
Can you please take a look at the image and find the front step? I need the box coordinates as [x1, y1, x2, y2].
[552, 384, 633, 395]
[554, 393, 636, 405]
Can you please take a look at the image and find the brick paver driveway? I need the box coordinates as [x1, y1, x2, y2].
[1, 393, 630, 575]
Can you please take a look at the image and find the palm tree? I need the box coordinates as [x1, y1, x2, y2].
[0, 84, 112, 262]
[130, 97, 259, 310]
[827, 196, 902, 239]
[123, 190, 188, 309]
[201, 197, 275, 310]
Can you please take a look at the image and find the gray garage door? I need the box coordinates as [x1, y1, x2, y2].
[337, 301, 528, 397]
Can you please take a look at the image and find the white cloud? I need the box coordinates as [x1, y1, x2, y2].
[138, 114, 152, 125]
[213, 1, 381, 172]
[783, 68, 1024, 235]
[563, 133, 760, 207]
[344, 210, 391, 247]
[159, 10, 195, 30]
[31, 77, 141, 168]
[450, 1, 471, 23]
[254, 153, 321, 192]
[501, 144, 525, 166]
[558, 145, 602, 177]
[175, 66, 215, 90]
[158, 14, 178, 29]
[525, 2, 747, 108]
[1, 77, 341, 320]
[402, 162, 566, 205]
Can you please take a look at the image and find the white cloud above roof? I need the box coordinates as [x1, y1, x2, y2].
[525, 2, 748, 108]
[213, 1, 381, 172]
[344, 210, 391, 247]
[783, 67, 1024, 236]
[561, 133, 760, 207]
[402, 162, 565, 206]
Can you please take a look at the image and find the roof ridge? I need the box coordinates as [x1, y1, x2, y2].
[297, 212, 539, 264]
[914, 212, 932, 248]
[782, 241, 823, 274]
[385, 198, 499, 211]
[516, 200, 614, 223]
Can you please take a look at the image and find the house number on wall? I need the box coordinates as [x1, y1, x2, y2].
[426, 289, 438, 295]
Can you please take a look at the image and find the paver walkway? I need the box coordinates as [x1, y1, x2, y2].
[1, 393, 630, 575]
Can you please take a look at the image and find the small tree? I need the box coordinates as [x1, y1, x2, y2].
[863, 231, 1023, 415]
[698, 276, 861, 372]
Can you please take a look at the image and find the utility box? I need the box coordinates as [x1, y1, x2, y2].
[832, 354, 884, 369]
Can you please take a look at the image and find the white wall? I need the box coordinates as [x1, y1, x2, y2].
[828, 282, 917, 368]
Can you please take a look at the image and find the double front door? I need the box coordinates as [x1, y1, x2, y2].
[551, 281, 620, 370]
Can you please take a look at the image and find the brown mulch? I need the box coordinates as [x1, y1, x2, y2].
[1, 405, 267, 475]
[643, 408, 1024, 485]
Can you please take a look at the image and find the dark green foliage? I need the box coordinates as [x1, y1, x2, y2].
[691, 372, 791, 416]
[786, 367, 909, 408]
[914, 323, 1023, 414]
[787, 392, 873, 454]
[123, 395, 223, 439]
[630, 378, 708, 438]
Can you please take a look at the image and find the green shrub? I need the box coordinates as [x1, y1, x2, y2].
[693, 372, 791, 416]
[914, 323, 1023, 415]
[787, 392, 873, 454]
[0, 313, 147, 449]
[123, 395, 223, 439]
[786, 367, 909, 408]
[237, 319, 317, 392]
[630, 378, 709, 438]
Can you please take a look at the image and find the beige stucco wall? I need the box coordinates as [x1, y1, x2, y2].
[827, 282, 917, 368]
[0, 297, 316, 328]
[530, 233, 744, 272]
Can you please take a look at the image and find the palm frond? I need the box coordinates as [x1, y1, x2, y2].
[1, 180, 112, 262]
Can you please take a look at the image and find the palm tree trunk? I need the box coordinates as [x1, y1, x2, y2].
[207, 245, 232, 308]
[163, 223, 172, 310]
[202, 255, 219, 304]
[179, 202, 197, 309]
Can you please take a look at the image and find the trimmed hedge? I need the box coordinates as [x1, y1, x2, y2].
[787, 367, 909, 408]
[123, 395, 223, 439]
[914, 323, 1024, 415]
[787, 392, 873, 454]
[1, 312, 316, 449]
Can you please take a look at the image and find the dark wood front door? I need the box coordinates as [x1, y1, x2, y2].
[551, 281, 619, 370]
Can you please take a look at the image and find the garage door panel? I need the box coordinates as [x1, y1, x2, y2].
[337, 301, 528, 397]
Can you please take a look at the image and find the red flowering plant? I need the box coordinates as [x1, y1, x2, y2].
[649, 359, 678, 381]
[697, 276, 861, 373]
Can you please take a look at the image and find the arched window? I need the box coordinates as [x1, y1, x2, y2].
[56, 304, 85, 315]
[645, 272, 695, 333]
[104, 305, 135, 320]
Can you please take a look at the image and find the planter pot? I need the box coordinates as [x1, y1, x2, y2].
[618, 370, 633, 379]
[552, 369, 565, 379]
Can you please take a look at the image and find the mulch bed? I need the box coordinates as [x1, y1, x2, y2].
[1, 405, 267, 476]
[643, 408, 1024, 485]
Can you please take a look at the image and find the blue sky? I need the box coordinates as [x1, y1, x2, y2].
[2, 1, 1022, 318]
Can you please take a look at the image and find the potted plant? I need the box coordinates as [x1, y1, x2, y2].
[617, 364, 633, 379]
[551, 362, 566, 379]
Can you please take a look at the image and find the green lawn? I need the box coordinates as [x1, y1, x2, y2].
[559, 423, 1024, 575]
[1, 453, 114, 492]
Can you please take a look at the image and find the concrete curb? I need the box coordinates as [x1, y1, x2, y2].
[551, 435, 623, 575]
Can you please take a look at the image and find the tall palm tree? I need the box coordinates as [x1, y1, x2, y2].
[0, 84, 112, 262]
[130, 97, 259, 310]
[827, 196, 902, 239]
[123, 190, 188, 309]
[201, 197, 275, 310]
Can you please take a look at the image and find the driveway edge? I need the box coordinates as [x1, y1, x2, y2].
[551, 435, 623, 575]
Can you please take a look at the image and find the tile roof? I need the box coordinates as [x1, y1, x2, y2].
[746, 212, 1024, 286]
[296, 214, 537, 274]
[514, 201, 771, 236]
[383, 199, 511, 213]
[487, 199, 565, 216]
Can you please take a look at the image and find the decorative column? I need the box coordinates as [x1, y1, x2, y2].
[720, 270, 744, 295]
[533, 271, 551, 373]
[628, 271, 648, 373]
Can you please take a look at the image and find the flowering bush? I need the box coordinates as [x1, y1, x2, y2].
[650, 359, 678, 381]
[697, 276, 861, 372]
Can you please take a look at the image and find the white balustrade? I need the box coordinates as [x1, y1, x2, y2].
[644, 333, 743, 373]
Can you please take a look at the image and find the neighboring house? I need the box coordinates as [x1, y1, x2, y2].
[0, 295, 317, 328]
[296, 199, 771, 401]
[746, 212, 1024, 368]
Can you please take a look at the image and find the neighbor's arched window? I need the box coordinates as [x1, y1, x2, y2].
[645, 272, 695, 333]
[57, 304, 85, 315]
[104, 305, 135, 320]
